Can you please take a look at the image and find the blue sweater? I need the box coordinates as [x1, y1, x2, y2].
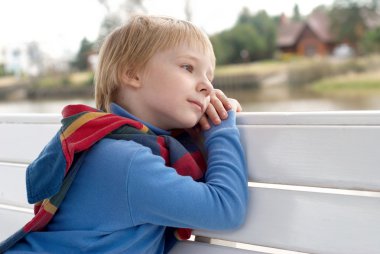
[8, 103, 247, 253]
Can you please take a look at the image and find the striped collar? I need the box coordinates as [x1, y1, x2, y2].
[110, 103, 170, 136]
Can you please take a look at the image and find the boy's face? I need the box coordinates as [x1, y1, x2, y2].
[133, 45, 214, 130]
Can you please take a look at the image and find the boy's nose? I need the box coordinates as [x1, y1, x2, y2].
[197, 78, 213, 96]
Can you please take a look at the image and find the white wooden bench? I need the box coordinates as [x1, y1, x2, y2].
[1, 112, 380, 254]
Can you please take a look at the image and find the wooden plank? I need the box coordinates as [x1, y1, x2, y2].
[169, 241, 262, 254]
[0, 114, 61, 124]
[0, 208, 33, 242]
[240, 125, 380, 191]
[2, 111, 380, 126]
[237, 111, 380, 125]
[0, 123, 60, 164]
[0, 163, 31, 208]
[194, 187, 380, 254]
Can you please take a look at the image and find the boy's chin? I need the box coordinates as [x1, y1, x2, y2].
[179, 122, 198, 130]
[175, 119, 199, 130]
[168, 114, 202, 130]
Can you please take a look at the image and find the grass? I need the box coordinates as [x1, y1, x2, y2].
[215, 60, 287, 77]
[311, 69, 380, 93]
[35, 71, 93, 88]
[0, 76, 20, 87]
[69, 71, 93, 86]
[309, 68, 380, 99]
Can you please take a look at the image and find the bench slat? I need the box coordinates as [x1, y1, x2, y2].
[169, 241, 262, 254]
[194, 187, 380, 254]
[2, 121, 380, 190]
[0, 209, 33, 242]
[0, 163, 30, 208]
[0, 123, 60, 164]
[240, 125, 380, 191]
[236, 111, 380, 125]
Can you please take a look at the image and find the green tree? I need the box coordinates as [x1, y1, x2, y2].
[98, 14, 122, 42]
[211, 8, 277, 64]
[230, 23, 266, 62]
[235, 8, 276, 60]
[292, 4, 302, 21]
[97, 0, 146, 41]
[250, 10, 277, 59]
[211, 23, 266, 64]
[0, 64, 5, 77]
[72, 38, 94, 71]
[360, 27, 380, 52]
[330, 0, 366, 48]
[372, 0, 379, 10]
[210, 32, 235, 65]
[237, 7, 251, 24]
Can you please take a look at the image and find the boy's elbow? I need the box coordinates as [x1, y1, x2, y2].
[231, 205, 247, 229]
[223, 199, 247, 230]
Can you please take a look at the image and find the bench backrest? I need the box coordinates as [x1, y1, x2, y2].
[1, 112, 380, 254]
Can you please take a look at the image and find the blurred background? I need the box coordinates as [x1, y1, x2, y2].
[0, 0, 380, 113]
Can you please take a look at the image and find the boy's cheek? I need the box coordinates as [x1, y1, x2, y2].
[204, 100, 211, 112]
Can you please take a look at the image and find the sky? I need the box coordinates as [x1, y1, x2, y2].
[0, 0, 336, 59]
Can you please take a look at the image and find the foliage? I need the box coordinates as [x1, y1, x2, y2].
[288, 55, 380, 87]
[330, 0, 380, 54]
[32, 71, 94, 88]
[97, 14, 122, 42]
[292, 4, 302, 21]
[311, 68, 380, 92]
[0, 64, 5, 77]
[329, 0, 367, 48]
[360, 27, 380, 52]
[215, 60, 286, 76]
[97, 0, 146, 42]
[71, 38, 95, 71]
[211, 8, 276, 65]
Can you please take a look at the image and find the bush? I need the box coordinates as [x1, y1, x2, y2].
[287, 59, 332, 87]
[0, 64, 5, 77]
[287, 55, 380, 88]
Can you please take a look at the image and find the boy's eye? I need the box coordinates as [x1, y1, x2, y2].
[181, 64, 194, 73]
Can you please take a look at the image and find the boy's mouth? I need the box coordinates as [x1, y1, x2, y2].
[188, 100, 204, 112]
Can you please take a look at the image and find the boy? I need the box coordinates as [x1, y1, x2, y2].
[3, 15, 247, 253]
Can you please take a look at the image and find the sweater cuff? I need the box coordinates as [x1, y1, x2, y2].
[203, 110, 237, 139]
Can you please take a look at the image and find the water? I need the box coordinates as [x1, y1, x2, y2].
[227, 86, 380, 112]
[0, 86, 380, 114]
[0, 98, 95, 114]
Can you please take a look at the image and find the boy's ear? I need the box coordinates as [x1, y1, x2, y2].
[121, 70, 142, 88]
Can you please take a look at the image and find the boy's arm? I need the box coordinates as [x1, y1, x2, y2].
[126, 110, 248, 230]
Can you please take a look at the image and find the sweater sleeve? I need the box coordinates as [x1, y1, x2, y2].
[127, 111, 248, 230]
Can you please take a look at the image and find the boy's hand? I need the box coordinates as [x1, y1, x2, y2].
[198, 89, 242, 130]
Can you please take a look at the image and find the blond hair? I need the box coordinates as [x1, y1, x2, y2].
[95, 15, 215, 112]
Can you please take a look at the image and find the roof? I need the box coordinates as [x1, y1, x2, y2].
[277, 10, 333, 47]
[307, 10, 333, 42]
[276, 21, 304, 47]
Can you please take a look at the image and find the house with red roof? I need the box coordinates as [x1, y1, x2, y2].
[277, 10, 335, 56]
[277, 8, 380, 57]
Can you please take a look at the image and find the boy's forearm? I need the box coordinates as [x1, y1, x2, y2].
[202, 111, 248, 229]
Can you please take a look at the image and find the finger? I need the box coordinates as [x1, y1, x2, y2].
[198, 115, 211, 130]
[205, 104, 222, 125]
[235, 100, 243, 112]
[214, 89, 232, 110]
[210, 94, 228, 119]
[227, 98, 240, 112]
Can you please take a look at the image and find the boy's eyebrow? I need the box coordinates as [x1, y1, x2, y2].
[176, 54, 200, 62]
